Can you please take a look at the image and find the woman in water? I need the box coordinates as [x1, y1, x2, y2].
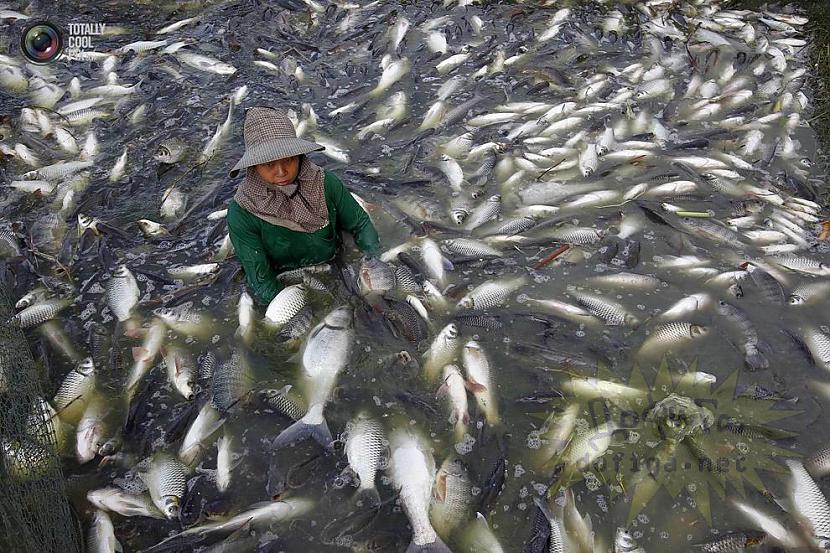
[227, 106, 379, 304]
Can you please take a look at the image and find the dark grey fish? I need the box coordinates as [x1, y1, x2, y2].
[523, 500, 552, 553]
[278, 304, 313, 341]
[744, 263, 785, 304]
[691, 530, 765, 552]
[619, 240, 640, 269]
[260, 386, 305, 421]
[454, 313, 505, 331]
[715, 300, 770, 371]
[477, 455, 506, 513]
[590, 237, 621, 264]
[211, 351, 251, 412]
[395, 264, 422, 294]
[382, 296, 427, 342]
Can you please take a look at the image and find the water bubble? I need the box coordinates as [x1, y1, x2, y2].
[513, 464, 525, 478]
[518, 502, 527, 511]
[455, 433, 476, 455]
[471, 486, 481, 496]
[584, 472, 601, 491]
[526, 431, 542, 449]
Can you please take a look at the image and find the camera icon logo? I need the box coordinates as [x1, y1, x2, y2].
[20, 21, 63, 64]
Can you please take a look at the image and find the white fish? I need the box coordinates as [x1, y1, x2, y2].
[271, 306, 354, 451]
[109, 147, 128, 182]
[343, 412, 386, 507]
[127, 318, 166, 396]
[437, 364, 469, 441]
[423, 323, 460, 382]
[179, 401, 225, 466]
[176, 51, 237, 75]
[87, 510, 121, 553]
[199, 100, 234, 164]
[369, 57, 410, 97]
[462, 341, 499, 425]
[389, 429, 451, 552]
[216, 432, 239, 493]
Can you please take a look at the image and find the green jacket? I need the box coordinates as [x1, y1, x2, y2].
[227, 170, 379, 304]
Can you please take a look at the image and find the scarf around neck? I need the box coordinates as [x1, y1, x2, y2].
[233, 156, 329, 233]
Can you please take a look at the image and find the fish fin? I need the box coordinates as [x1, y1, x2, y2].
[462, 412, 470, 425]
[131, 346, 148, 362]
[442, 256, 454, 271]
[435, 383, 449, 398]
[434, 472, 447, 502]
[114, 539, 123, 553]
[354, 486, 381, 509]
[270, 415, 333, 452]
[464, 380, 487, 393]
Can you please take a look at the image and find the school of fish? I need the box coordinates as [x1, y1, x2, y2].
[2, 0, 830, 551]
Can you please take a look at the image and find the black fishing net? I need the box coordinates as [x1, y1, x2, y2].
[0, 285, 81, 553]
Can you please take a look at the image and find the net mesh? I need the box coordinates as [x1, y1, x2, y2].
[0, 285, 82, 553]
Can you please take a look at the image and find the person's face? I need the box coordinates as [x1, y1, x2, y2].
[255, 155, 300, 186]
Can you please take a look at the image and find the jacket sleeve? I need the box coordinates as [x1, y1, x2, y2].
[326, 172, 380, 255]
[227, 202, 282, 305]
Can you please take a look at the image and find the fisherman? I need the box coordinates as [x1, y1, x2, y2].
[227, 106, 380, 304]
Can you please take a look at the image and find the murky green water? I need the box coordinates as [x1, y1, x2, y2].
[1, 0, 829, 551]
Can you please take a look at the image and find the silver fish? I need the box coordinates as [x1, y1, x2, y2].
[87, 510, 120, 553]
[10, 298, 70, 329]
[106, 264, 140, 323]
[344, 411, 386, 507]
[462, 340, 498, 425]
[570, 291, 638, 326]
[615, 528, 646, 553]
[430, 455, 474, 541]
[389, 429, 451, 553]
[54, 357, 96, 423]
[271, 306, 354, 451]
[87, 488, 163, 519]
[787, 459, 830, 545]
[457, 275, 527, 310]
[264, 284, 308, 327]
[142, 454, 187, 519]
[638, 322, 709, 359]
[423, 323, 460, 381]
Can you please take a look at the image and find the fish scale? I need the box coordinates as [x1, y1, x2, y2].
[692, 531, 765, 552]
[431, 456, 473, 539]
[464, 195, 501, 231]
[262, 387, 306, 421]
[787, 460, 830, 540]
[638, 322, 709, 358]
[571, 292, 636, 326]
[53, 357, 95, 411]
[264, 284, 308, 326]
[211, 351, 249, 412]
[11, 298, 70, 329]
[745, 263, 785, 303]
[457, 275, 526, 310]
[144, 454, 187, 519]
[344, 413, 385, 506]
[279, 305, 314, 341]
[106, 265, 140, 322]
[394, 265, 422, 294]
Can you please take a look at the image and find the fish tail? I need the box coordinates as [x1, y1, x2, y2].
[353, 485, 381, 509]
[270, 411, 333, 451]
[405, 536, 452, 553]
[744, 345, 769, 371]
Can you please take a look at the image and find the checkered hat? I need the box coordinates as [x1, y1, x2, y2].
[228, 107, 325, 178]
